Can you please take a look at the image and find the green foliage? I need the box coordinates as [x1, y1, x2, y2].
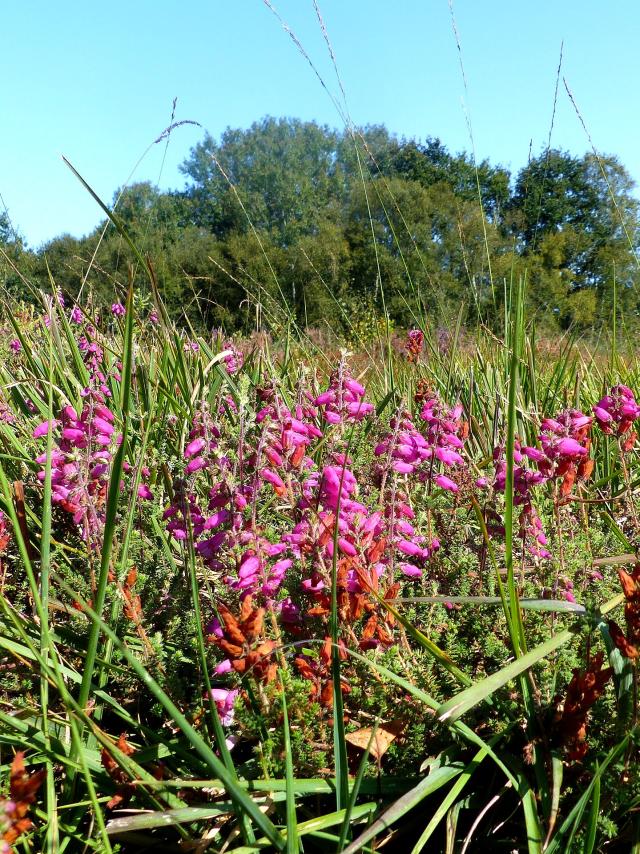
[5, 120, 640, 337]
[3, 114, 640, 853]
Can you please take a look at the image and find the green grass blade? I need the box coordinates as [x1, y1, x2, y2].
[281, 688, 299, 854]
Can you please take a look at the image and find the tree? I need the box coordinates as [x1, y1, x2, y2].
[180, 118, 346, 246]
[509, 149, 640, 323]
[389, 138, 511, 222]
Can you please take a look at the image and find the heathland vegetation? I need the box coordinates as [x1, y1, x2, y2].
[1, 119, 640, 852]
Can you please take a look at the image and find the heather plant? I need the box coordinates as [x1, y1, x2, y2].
[0, 262, 638, 853]
[1, 141, 640, 854]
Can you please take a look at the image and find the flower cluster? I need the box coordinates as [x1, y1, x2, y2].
[1, 754, 44, 853]
[33, 392, 118, 547]
[314, 366, 374, 424]
[374, 412, 432, 476]
[492, 442, 551, 560]
[593, 384, 640, 449]
[405, 328, 424, 363]
[418, 394, 467, 491]
[532, 409, 593, 494]
[222, 340, 243, 374]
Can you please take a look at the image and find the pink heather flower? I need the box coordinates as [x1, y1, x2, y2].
[185, 437, 206, 458]
[186, 456, 207, 474]
[210, 687, 238, 726]
[9, 339, 21, 353]
[419, 396, 467, 457]
[261, 468, 286, 493]
[314, 363, 374, 424]
[222, 340, 243, 374]
[149, 309, 159, 324]
[70, 306, 83, 324]
[434, 473, 458, 492]
[492, 440, 551, 559]
[593, 385, 640, 436]
[184, 340, 200, 352]
[111, 302, 126, 317]
[33, 419, 58, 438]
[34, 390, 118, 547]
[555, 437, 587, 457]
[279, 597, 301, 625]
[399, 562, 423, 578]
[137, 483, 153, 500]
[523, 408, 594, 496]
[338, 537, 357, 557]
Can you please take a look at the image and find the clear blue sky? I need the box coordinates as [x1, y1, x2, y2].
[2, 1, 639, 248]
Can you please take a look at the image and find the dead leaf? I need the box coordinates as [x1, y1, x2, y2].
[345, 721, 403, 760]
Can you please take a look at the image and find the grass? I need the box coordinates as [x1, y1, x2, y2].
[0, 253, 638, 853]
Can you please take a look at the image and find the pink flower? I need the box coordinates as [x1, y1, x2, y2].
[435, 473, 458, 492]
[555, 438, 587, 457]
[9, 339, 21, 353]
[593, 385, 640, 436]
[185, 437, 206, 458]
[222, 340, 243, 374]
[186, 456, 206, 474]
[314, 363, 374, 425]
[33, 390, 119, 547]
[111, 302, 126, 317]
[33, 419, 58, 438]
[210, 687, 238, 726]
[399, 562, 422, 577]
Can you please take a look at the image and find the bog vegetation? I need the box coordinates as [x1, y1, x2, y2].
[1, 118, 640, 853]
[3, 117, 640, 334]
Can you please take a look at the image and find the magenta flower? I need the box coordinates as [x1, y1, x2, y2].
[33, 419, 58, 439]
[314, 365, 374, 424]
[34, 390, 119, 547]
[9, 339, 21, 353]
[593, 385, 640, 436]
[434, 473, 459, 492]
[492, 441, 551, 559]
[222, 340, 243, 374]
[70, 306, 83, 324]
[111, 302, 126, 317]
[210, 687, 238, 726]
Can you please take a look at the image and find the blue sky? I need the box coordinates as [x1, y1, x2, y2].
[2, 1, 639, 247]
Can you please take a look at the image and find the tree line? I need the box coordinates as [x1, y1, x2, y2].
[2, 117, 639, 334]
